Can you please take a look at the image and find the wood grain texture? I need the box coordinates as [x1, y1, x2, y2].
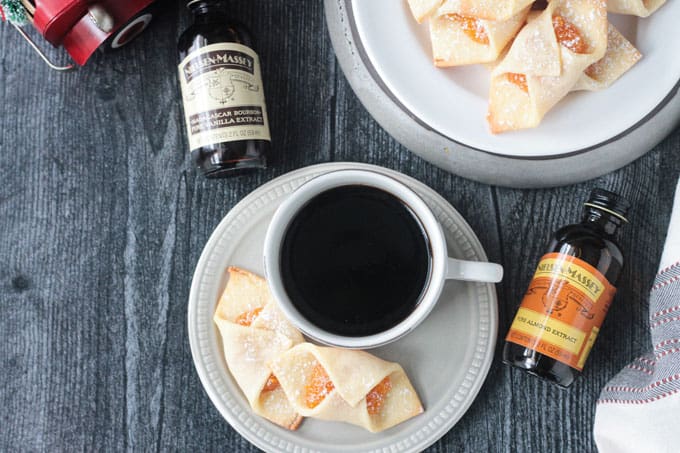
[0, 0, 679, 451]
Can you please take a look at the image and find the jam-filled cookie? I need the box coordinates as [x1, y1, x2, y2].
[487, 0, 608, 133]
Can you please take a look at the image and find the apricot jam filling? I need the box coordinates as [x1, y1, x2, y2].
[552, 14, 588, 54]
[366, 376, 393, 416]
[445, 14, 489, 45]
[304, 362, 335, 409]
[584, 63, 600, 79]
[262, 374, 280, 393]
[506, 73, 529, 93]
[235, 306, 264, 326]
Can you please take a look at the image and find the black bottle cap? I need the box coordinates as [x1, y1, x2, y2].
[584, 189, 630, 223]
[187, 0, 225, 9]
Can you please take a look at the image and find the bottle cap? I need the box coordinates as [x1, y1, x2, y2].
[187, 0, 224, 9]
[584, 189, 630, 223]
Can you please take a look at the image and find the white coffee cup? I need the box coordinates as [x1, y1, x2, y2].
[263, 169, 503, 349]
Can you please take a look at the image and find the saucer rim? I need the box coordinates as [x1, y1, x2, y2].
[187, 162, 499, 453]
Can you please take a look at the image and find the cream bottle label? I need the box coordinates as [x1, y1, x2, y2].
[178, 43, 271, 151]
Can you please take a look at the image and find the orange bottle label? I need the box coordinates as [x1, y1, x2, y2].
[506, 252, 616, 371]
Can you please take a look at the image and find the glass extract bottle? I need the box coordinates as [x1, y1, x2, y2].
[503, 189, 630, 388]
[178, 0, 270, 178]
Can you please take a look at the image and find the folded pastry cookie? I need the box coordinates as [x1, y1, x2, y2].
[214, 267, 304, 430]
[608, 0, 666, 17]
[269, 343, 424, 433]
[573, 23, 642, 91]
[430, 0, 530, 66]
[487, 0, 607, 133]
[453, 0, 536, 21]
[406, 0, 444, 22]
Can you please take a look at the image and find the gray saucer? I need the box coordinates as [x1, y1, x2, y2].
[325, 0, 680, 188]
[188, 163, 498, 453]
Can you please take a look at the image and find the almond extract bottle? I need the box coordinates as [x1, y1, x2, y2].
[178, 0, 270, 177]
[503, 189, 630, 388]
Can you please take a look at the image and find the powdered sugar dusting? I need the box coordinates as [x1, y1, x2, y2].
[582, 23, 642, 87]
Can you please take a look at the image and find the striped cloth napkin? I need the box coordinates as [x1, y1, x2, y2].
[594, 181, 680, 453]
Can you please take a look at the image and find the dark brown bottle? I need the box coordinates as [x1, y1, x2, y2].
[178, 0, 270, 178]
[503, 189, 630, 388]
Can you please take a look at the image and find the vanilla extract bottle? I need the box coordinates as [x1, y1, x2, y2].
[503, 189, 630, 388]
[178, 0, 270, 177]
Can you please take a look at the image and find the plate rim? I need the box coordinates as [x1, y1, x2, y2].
[325, 0, 680, 188]
[348, 0, 680, 160]
[187, 162, 499, 453]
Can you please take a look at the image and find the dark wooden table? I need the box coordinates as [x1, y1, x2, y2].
[1, 1, 679, 451]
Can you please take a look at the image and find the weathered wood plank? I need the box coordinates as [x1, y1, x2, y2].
[154, 2, 337, 452]
[488, 144, 675, 453]
[0, 0, 334, 451]
[333, 64, 506, 453]
[0, 0, 678, 451]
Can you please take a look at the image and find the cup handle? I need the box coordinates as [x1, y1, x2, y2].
[446, 257, 504, 283]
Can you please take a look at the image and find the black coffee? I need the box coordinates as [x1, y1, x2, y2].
[280, 185, 432, 337]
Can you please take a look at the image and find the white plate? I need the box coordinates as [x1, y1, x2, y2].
[352, 1, 680, 158]
[188, 162, 498, 453]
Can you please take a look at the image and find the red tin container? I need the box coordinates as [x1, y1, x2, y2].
[30, 0, 157, 66]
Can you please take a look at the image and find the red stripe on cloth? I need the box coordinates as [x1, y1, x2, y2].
[651, 315, 680, 329]
[625, 363, 654, 375]
[652, 275, 680, 292]
[658, 260, 680, 275]
[598, 388, 680, 405]
[654, 338, 680, 351]
[636, 357, 656, 367]
[603, 373, 680, 393]
[656, 347, 680, 359]
[652, 305, 680, 320]
[0, 6, 5, 22]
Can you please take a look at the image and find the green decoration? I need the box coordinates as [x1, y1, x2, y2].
[0, 0, 28, 26]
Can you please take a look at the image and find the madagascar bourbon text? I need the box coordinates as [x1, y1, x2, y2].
[178, 43, 270, 152]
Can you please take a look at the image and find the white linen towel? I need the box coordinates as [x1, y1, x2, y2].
[594, 179, 680, 453]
